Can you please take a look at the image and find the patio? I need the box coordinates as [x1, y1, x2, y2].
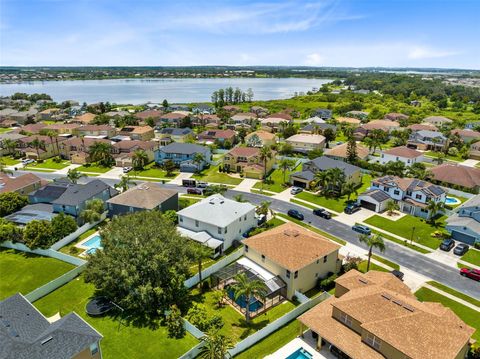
[211, 257, 287, 318]
[265, 332, 337, 359]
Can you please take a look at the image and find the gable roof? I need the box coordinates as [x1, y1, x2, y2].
[107, 184, 177, 209]
[52, 179, 117, 206]
[243, 222, 340, 271]
[374, 175, 445, 197]
[177, 194, 255, 227]
[424, 115, 452, 124]
[285, 134, 325, 144]
[245, 130, 276, 141]
[159, 142, 208, 155]
[335, 117, 361, 125]
[361, 119, 400, 131]
[407, 123, 438, 132]
[0, 173, 44, 194]
[159, 127, 193, 136]
[325, 142, 369, 159]
[429, 164, 480, 189]
[227, 146, 260, 157]
[382, 146, 423, 158]
[308, 156, 361, 176]
[0, 293, 102, 359]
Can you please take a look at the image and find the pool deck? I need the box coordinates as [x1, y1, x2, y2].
[266, 334, 336, 359]
[75, 231, 101, 257]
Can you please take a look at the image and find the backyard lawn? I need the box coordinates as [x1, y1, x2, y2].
[364, 215, 447, 249]
[0, 156, 20, 165]
[77, 163, 113, 173]
[191, 288, 296, 343]
[34, 276, 198, 359]
[460, 248, 480, 267]
[415, 287, 479, 342]
[253, 168, 296, 193]
[0, 248, 74, 300]
[235, 320, 300, 358]
[192, 165, 242, 185]
[131, 163, 178, 179]
[25, 158, 70, 170]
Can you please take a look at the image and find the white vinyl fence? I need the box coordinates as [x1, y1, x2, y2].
[25, 263, 87, 302]
[183, 319, 205, 339]
[184, 249, 243, 288]
[1, 241, 86, 266]
[50, 212, 107, 251]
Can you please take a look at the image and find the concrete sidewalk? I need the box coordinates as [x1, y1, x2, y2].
[232, 178, 259, 192]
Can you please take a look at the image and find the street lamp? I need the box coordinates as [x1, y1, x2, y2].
[410, 226, 416, 245]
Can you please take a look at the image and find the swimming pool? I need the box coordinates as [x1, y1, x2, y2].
[83, 235, 103, 254]
[285, 347, 313, 359]
[227, 289, 263, 312]
[445, 196, 461, 205]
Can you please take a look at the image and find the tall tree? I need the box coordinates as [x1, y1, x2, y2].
[89, 142, 113, 167]
[115, 174, 136, 192]
[67, 168, 86, 184]
[279, 158, 295, 184]
[80, 198, 105, 223]
[2, 138, 17, 156]
[198, 333, 234, 359]
[426, 200, 445, 223]
[342, 181, 357, 201]
[259, 146, 273, 180]
[346, 137, 358, 164]
[31, 138, 45, 160]
[190, 242, 212, 292]
[323, 128, 336, 148]
[231, 273, 267, 323]
[358, 234, 386, 272]
[132, 149, 149, 170]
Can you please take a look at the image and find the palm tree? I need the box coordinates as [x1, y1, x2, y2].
[79, 198, 104, 223]
[279, 158, 295, 184]
[131, 149, 149, 170]
[386, 200, 400, 216]
[115, 174, 136, 192]
[358, 233, 386, 272]
[2, 138, 17, 156]
[44, 130, 59, 156]
[329, 167, 346, 195]
[259, 146, 273, 180]
[231, 273, 267, 323]
[31, 138, 45, 160]
[256, 200, 272, 216]
[426, 200, 445, 223]
[193, 152, 206, 173]
[191, 242, 212, 292]
[198, 332, 233, 359]
[342, 181, 357, 201]
[233, 194, 245, 202]
[89, 142, 113, 167]
[67, 168, 86, 184]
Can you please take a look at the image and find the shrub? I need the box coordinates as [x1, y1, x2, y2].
[36, 159, 44, 163]
[52, 156, 62, 163]
[166, 305, 186, 339]
[317, 272, 337, 290]
[69, 246, 80, 255]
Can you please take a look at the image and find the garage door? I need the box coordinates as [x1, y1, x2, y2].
[293, 180, 307, 188]
[360, 200, 377, 211]
[451, 231, 476, 245]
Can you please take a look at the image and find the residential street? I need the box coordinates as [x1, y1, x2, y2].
[12, 170, 480, 299]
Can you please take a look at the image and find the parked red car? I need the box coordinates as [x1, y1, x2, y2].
[460, 268, 480, 281]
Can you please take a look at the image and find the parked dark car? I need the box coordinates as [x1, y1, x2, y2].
[391, 269, 404, 281]
[344, 202, 361, 214]
[313, 208, 331, 219]
[187, 188, 203, 195]
[453, 243, 469, 256]
[460, 268, 480, 281]
[440, 238, 455, 251]
[287, 209, 304, 220]
[352, 224, 371, 235]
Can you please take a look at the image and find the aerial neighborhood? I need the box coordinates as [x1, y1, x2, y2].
[1, 73, 480, 359]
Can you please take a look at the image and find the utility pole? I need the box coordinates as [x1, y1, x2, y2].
[410, 226, 416, 245]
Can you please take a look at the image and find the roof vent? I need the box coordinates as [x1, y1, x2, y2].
[403, 304, 415, 312]
[41, 336, 54, 345]
[381, 293, 392, 301]
[392, 299, 403, 306]
[283, 229, 299, 237]
[358, 278, 368, 284]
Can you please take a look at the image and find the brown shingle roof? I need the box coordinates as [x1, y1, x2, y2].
[362, 119, 400, 131]
[106, 184, 177, 209]
[228, 147, 260, 157]
[0, 173, 45, 194]
[243, 223, 340, 271]
[407, 123, 438, 132]
[336, 117, 361, 125]
[246, 130, 275, 141]
[134, 110, 164, 120]
[78, 125, 115, 131]
[429, 163, 480, 189]
[452, 129, 480, 139]
[73, 113, 96, 124]
[325, 142, 369, 159]
[384, 113, 409, 121]
[382, 146, 422, 158]
[112, 140, 155, 151]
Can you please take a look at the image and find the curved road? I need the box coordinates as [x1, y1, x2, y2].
[14, 170, 480, 299]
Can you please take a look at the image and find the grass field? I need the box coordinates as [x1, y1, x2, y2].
[77, 164, 113, 173]
[358, 260, 390, 273]
[0, 248, 74, 300]
[191, 288, 296, 344]
[192, 165, 243, 185]
[369, 228, 431, 254]
[25, 158, 70, 170]
[460, 248, 480, 267]
[415, 287, 479, 342]
[131, 163, 178, 179]
[253, 168, 293, 193]
[371, 254, 400, 270]
[34, 276, 198, 358]
[364, 215, 446, 249]
[426, 281, 480, 307]
[1, 156, 20, 165]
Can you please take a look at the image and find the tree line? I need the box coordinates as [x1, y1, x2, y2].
[211, 87, 254, 107]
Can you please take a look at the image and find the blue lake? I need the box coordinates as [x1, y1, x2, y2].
[0, 77, 330, 104]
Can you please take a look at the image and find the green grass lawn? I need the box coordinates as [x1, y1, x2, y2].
[358, 260, 390, 273]
[276, 213, 346, 245]
[0, 127, 13, 133]
[131, 163, 178, 179]
[250, 188, 274, 196]
[253, 168, 293, 193]
[192, 165, 243, 185]
[0, 249, 74, 300]
[371, 254, 400, 270]
[34, 276, 198, 358]
[25, 158, 70, 170]
[369, 228, 431, 254]
[58, 226, 102, 257]
[444, 195, 468, 209]
[235, 320, 300, 358]
[191, 289, 295, 344]
[426, 281, 480, 307]
[425, 151, 462, 162]
[0, 156, 20, 165]
[77, 163, 113, 173]
[415, 287, 480, 342]
[364, 215, 446, 249]
[460, 248, 480, 267]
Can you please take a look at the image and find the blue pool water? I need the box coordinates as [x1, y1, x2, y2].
[227, 289, 263, 312]
[445, 196, 460, 205]
[83, 235, 102, 254]
[286, 348, 313, 359]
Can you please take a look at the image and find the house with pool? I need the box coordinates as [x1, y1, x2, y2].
[291, 269, 474, 359]
[210, 223, 341, 317]
[446, 194, 480, 245]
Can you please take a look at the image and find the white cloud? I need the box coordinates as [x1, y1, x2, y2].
[305, 53, 325, 66]
[407, 46, 459, 59]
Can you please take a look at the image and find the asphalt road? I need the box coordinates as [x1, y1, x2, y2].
[13, 170, 480, 299]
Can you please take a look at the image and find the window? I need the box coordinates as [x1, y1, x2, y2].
[245, 245, 249, 252]
[365, 333, 381, 350]
[179, 216, 183, 223]
[294, 271, 298, 279]
[286, 270, 291, 278]
[415, 194, 422, 200]
[195, 220, 199, 227]
[316, 259, 319, 264]
[394, 190, 400, 195]
[384, 187, 390, 192]
[261, 255, 265, 262]
[218, 227, 222, 234]
[239, 217, 241, 222]
[339, 312, 352, 327]
[90, 342, 99, 355]
[225, 227, 228, 234]
[244, 215, 247, 220]
[323, 255, 327, 263]
[406, 190, 412, 196]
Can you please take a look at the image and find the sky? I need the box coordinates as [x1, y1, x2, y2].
[1, 0, 479, 69]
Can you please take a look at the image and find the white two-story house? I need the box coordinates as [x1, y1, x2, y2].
[177, 194, 257, 257]
[379, 146, 424, 166]
[358, 175, 446, 218]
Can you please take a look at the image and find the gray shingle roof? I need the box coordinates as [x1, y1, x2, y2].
[0, 293, 102, 359]
[159, 128, 193, 136]
[159, 142, 208, 155]
[52, 179, 117, 206]
[309, 156, 361, 177]
[361, 189, 391, 202]
[291, 170, 315, 181]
